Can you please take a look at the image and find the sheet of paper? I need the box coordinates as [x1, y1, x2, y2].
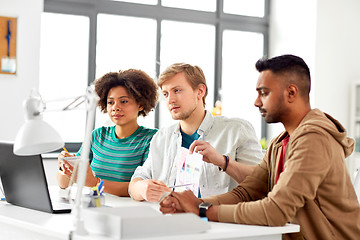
[1, 57, 16, 73]
[174, 147, 203, 196]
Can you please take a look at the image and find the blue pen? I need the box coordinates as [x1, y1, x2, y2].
[98, 180, 104, 192]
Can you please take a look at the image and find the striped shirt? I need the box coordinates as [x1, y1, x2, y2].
[77, 125, 157, 182]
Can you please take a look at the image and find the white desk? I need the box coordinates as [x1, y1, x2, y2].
[0, 188, 299, 240]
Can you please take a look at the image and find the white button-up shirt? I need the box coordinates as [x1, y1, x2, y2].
[132, 111, 264, 198]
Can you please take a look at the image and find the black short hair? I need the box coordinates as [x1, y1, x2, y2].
[255, 54, 311, 99]
[94, 69, 158, 117]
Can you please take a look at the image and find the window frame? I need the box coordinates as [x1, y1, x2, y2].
[43, 0, 270, 151]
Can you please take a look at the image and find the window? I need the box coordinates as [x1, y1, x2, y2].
[96, 14, 157, 129]
[39, 12, 89, 143]
[221, 30, 264, 139]
[161, 0, 216, 12]
[42, 0, 269, 146]
[111, 0, 157, 5]
[159, 20, 215, 127]
[223, 0, 265, 17]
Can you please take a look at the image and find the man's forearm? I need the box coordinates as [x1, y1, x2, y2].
[225, 158, 255, 183]
[206, 205, 219, 222]
[128, 177, 145, 201]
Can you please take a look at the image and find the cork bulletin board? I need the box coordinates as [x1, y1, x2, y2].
[0, 16, 17, 75]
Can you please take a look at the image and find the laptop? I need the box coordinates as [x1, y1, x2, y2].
[0, 141, 71, 214]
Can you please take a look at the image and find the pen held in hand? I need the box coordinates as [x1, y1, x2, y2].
[62, 146, 70, 154]
[158, 184, 192, 202]
[167, 183, 192, 189]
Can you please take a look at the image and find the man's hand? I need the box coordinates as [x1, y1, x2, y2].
[189, 140, 225, 169]
[159, 194, 184, 214]
[168, 190, 203, 215]
[136, 179, 171, 202]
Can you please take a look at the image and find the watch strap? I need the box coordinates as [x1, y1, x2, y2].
[199, 206, 207, 218]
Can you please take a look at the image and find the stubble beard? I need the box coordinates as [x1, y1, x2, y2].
[263, 95, 285, 124]
[171, 104, 198, 121]
[264, 112, 281, 124]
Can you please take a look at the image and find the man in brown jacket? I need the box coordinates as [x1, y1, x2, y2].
[160, 54, 360, 239]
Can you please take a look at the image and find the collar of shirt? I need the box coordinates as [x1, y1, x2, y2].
[172, 110, 214, 138]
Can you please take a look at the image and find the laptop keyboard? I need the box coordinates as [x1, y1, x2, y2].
[52, 200, 71, 210]
[49, 187, 72, 210]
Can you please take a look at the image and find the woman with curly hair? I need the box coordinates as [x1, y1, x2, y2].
[57, 69, 158, 196]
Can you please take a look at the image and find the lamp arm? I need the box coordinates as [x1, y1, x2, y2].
[62, 96, 86, 111]
[72, 87, 99, 235]
[24, 89, 46, 119]
[42, 95, 86, 113]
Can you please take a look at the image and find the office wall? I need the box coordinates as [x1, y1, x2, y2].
[314, 0, 360, 133]
[315, 0, 360, 177]
[270, 0, 360, 177]
[269, 0, 360, 138]
[0, 0, 43, 141]
[268, 0, 317, 139]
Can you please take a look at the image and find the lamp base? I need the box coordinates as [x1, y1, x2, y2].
[71, 208, 89, 236]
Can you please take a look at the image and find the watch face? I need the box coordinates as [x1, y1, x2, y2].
[199, 202, 212, 209]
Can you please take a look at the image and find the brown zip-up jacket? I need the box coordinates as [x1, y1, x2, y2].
[203, 109, 360, 239]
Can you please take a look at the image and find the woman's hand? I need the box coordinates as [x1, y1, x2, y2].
[58, 151, 76, 178]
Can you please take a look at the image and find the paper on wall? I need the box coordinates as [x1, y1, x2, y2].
[1, 57, 16, 73]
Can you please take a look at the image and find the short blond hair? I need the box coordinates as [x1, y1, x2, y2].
[158, 63, 208, 106]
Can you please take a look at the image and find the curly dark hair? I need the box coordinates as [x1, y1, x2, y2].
[94, 69, 158, 117]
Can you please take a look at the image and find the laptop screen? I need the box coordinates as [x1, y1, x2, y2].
[0, 141, 70, 213]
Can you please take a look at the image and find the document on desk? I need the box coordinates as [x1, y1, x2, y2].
[83, 206, 211, 239]
[175, 147, 203, 196]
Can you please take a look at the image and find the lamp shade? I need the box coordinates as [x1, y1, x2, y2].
[14, 119, 64, 156]
[13, 88, 64, 156]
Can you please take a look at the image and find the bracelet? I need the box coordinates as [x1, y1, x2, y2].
[218, 155, 229, 172]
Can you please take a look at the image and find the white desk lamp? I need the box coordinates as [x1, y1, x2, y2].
[14, 86, 99, 236]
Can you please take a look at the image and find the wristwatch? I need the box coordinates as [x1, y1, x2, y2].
[199, 202, 212, 218]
